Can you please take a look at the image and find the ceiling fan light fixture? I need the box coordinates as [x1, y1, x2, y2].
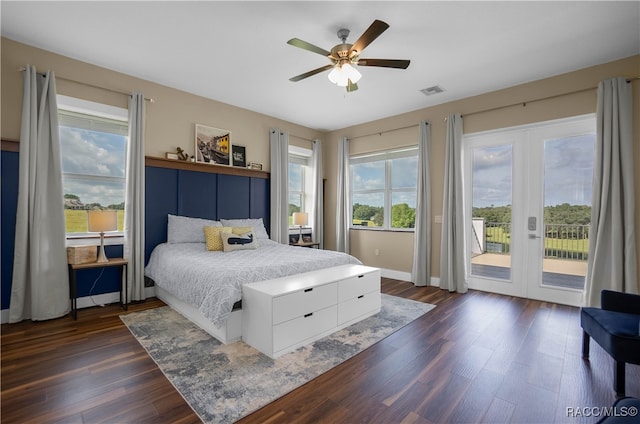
[342, 63, 361, 83]
[328, 63, 361, 87]
[328, 65, 349, 86]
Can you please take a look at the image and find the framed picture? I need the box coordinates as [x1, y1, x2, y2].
[165, 152, 179, 160]
[195, 124, 230, 166]
[232, 145, 246, 167]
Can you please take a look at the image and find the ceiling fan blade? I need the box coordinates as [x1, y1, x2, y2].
[289, 64, 334, 82]
[287, 38, 331, 57]
[350, 20, 389, 55]
[346, 80, 358, 92]
[357, 58, 410, 69]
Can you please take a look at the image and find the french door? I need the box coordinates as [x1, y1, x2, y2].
[464, 115, 596, 306]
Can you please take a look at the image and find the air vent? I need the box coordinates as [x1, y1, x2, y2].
[420, 85, 445, 96]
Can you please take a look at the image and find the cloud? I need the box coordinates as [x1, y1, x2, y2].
[60, 126, 126, 206]
[60, 127, 126, 177]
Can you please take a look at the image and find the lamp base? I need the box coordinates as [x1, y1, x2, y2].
[297, 226, 305, 245]
[96, 232, 109, 263]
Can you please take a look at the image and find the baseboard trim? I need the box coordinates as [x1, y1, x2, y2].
[380, 268, 412, 282]
[379, 268, 440, 288]
[0, 286, 156, 324]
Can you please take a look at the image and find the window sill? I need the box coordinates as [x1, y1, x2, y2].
[66, 234, 124, 246]
[349, 227, 414, 233]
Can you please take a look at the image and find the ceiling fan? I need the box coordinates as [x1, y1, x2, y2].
[287, 19, 410, 92]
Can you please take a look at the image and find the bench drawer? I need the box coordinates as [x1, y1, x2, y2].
[273, 282, 337, 325]
[338, 270, 380, 302]
[273, 305, 337, 353]
[338, 292, 381, 325]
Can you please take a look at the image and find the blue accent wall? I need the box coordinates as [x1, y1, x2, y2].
[144, 166, 270, 263]
[1, 152, 270, 313]
[1, 151, 19, 310]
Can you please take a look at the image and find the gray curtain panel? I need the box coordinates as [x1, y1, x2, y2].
[10, 65, 70, 322]
[311, 139, 324, 249]
[336, 137, 350, 253]
[412, 121, 432, 287]
[269, 129, 289, 244]
[125, 92, 146, 302]
[440, 113, 467, 293]
[584, 77, 638, 307]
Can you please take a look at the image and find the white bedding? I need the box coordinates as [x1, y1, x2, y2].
[144, 240, 362, 327]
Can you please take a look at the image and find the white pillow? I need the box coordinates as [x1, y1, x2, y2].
[220, 218, 269, 239]
[167, 214, 222, 243]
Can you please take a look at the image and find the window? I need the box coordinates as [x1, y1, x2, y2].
[288, 145, 312, 226]
[58, 96, 128, 235]
[350, 147, 418, 230]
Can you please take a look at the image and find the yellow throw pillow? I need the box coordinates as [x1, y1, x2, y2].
[231, 226, 253, 235]
[203, 226, 232, 251]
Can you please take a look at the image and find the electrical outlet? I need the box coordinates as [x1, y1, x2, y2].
[374, 248, 380, 256]
[434, 215, 442, 223]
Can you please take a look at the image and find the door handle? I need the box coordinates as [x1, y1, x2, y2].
[528, 234, 542, 239]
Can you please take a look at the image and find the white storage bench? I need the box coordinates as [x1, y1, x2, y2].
[242, 264, 381, 358]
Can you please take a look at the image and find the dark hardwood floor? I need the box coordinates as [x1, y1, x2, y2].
[2, 279, 638, 423]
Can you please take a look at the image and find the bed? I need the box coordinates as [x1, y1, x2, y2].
[144, 215, 362, 343]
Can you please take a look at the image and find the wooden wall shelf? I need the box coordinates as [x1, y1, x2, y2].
[145, 156, 269, 179]
[1, 139, 19, 152]
[0, 142, 269, 180]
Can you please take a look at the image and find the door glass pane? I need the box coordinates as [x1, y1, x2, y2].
[471, 145, 512, 281]
[542, 135, 595, 289]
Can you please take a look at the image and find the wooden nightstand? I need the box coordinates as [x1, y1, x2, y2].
[68, 258, 128, 320]
[290, 241, 320, 248]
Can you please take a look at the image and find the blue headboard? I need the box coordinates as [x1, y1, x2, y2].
[145, 157, 270, 264]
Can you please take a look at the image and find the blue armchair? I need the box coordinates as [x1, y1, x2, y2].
[581, 290, 640, 397]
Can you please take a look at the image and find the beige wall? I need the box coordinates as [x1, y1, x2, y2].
[1, 38, 323, 171]
[3, 37, 639, 290]
[324, 55, 640, 290]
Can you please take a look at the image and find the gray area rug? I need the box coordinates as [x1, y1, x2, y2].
[121, 294, 435, 423]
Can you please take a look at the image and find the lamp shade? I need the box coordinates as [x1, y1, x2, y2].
[328, 66, 348, 86]
[292, 212, 308, 226]
[87, 210, 118, 233]
[328, 63, 362, 87]
[341, 63, 362, 84]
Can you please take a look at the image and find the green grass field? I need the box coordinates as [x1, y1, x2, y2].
[64, 210, 124, 233]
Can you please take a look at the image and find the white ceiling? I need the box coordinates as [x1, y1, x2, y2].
[2, 1, 639, 131]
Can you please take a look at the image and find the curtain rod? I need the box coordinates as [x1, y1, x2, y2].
[348, 123, 420, 141]
[453, 75, 640, 120]
[17, 67, 155, 103]
[290, 133, 315, 142]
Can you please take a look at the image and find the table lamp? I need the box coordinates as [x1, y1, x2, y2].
[87, 210, 118, 263]
[292, 212, 308, 245]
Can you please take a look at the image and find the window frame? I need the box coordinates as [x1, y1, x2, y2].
[288, 145, 313, 228]
[349, 146, 418, 231]
[57, 95, 128, 241]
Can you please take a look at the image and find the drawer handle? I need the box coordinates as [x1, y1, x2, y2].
[304, 312, 313, 318]
[357, 295, 364, 299]
[357, 275, 364, 278]
[304, 288, 313, 293]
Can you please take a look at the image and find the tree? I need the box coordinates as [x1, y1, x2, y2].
[353, 203, 381, 222]
[288, 203, 300, 217]
[392, 203, 415, 228]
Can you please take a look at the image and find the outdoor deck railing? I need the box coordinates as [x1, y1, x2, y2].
[481, 222, 589, 261]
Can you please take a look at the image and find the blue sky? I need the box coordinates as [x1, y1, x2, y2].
[59, 126, 126, 206]
[472, 134, 595, 208]
[351, 156, 417, 208]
